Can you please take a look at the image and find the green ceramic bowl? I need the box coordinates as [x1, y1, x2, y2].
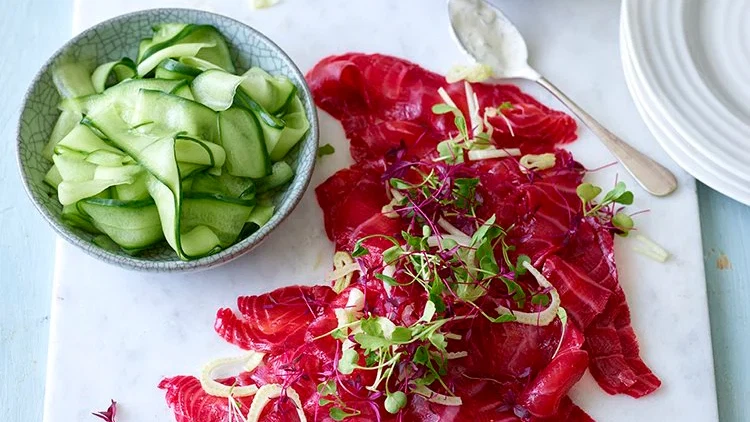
[17, 9, 319, 272]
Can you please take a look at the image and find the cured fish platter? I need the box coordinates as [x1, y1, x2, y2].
[43, 0, 717, 421]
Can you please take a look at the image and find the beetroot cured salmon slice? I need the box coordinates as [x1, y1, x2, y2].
[306, 53, 577, 165]
[215, 285, 337, 353]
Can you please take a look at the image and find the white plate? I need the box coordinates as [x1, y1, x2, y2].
[619, 5, 750, 206]
[622, 0, 750, 204]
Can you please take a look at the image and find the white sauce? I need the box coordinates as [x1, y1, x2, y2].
[448, 0, 537, 79]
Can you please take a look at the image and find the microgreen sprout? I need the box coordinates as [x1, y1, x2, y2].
[318, 89, 569, 418]
[317, 143, 336, 157]
[92, 400, 117, 422]
[432, 88, 514, 163]
[577, 181, 636, 236]
[317, 380, 362, 420]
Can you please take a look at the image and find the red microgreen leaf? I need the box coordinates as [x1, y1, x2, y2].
[92, 400, 117, 422]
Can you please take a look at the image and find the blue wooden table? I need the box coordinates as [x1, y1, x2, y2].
[1, 1, 748, 420]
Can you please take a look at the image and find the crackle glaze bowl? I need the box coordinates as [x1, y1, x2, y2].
[17, 8, 319, 272]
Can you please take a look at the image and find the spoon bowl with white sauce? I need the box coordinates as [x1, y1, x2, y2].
[448, 0, 678, 196]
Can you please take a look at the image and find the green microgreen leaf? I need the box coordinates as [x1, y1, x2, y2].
[455, 115, 469, 141]
[419, 300, 436, 323]
[500, 276, 526, 308]
[360, 317, 384, 337]
[499, 101, 513, 111]
[383, 245, 405, 264]
[391, 327, 413, 343]
[354, 333, 392, 351]
[576, 183, 602, 204]
[413, 346, 430, 365]
[317, 379, 337, 396]
[338, 349, 359, 375]
[429, 292, 446, 313]
[319, 398, 332, 406]
[331, 328, 347, 340]
[488, 313, 517, 323]
[471, 215, 497, 246]
[453, 178, 479, 210]
[531, 293, 551, 307]
[601, 181, 627, 203]
[476, 240, 499, 277]
[441, 237, 458, 251]
[365, 351, 379, 367]
[432, 103, 457, 115]
[422, 225, 432, 238]
[615, 190, 634, 205]
[413, 371, 437, 386]
[351, 241, 369, 258]
[515, 254, 531, 276]
[429, 333, 448, 351]
[330, 407, 359, 421]
[612, 212, 634, 236]
[402, 231, 424, 250]
[384, 391, 408, 414]
[455, 283, 486, 302]
[317, 143, 335, 157]
[375, 272, 399, 286]
[389, 178, 412, 190]
[437, 140, 464, 164]
[557, 306, 568, 325]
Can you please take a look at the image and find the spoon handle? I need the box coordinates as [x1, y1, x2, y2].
[536, 76, 678, 196]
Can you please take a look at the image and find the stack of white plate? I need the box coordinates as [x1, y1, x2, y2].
[621, 0, 750, 206]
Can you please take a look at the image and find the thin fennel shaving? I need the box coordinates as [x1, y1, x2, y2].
[200, 352, 265, 398]
[495, 261, 560, 326]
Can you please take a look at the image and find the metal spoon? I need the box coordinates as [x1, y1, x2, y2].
[447, 0, 677, 196]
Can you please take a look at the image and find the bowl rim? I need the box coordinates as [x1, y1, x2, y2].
[16, 7, 319, 272]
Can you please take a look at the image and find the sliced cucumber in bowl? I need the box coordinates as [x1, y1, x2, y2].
[39, 21, 312, 261]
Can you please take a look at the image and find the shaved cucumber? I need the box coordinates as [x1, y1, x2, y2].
[181, 193, 255, 246]
[175, 136, 225, 168]
[79, 198, 164, 250]
[191, 69, 244, 111]
[248, 203, 274, 227]
[137, 38, 154, 63]
[267, 108, 310, 161]
[62, 203, 100, 234]
[138, 24, 234, 74]
[84, 150, 130, 167]
[256, 161, 294, 193]
[152, 23, 189, 44]
[171, 83, 195, 101]
[179, 56, 223, 71]
[137, 42, 215, 77]
[115, 173, 150, 201]
[190, 172, 256, 200]
[235, 89, 285, 129]
[44, 165, 63, 189]
[132, 89, 219, 144]
[59, 78, 184, 115]
[43, 110, 81, 160]
[55, 124, 122, 155]
[218, 107, 271, 178]
[91, 58, 137, 93]
[156, 58, 202, 81]
[52, 62, 96, 99]
[45, 23, 309, 259]
[240, 67, 297, 114]
[53, 153, 96, 182]
[58, 178, 135, 206]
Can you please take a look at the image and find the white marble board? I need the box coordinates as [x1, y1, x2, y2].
[43, 0, 718, 421]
